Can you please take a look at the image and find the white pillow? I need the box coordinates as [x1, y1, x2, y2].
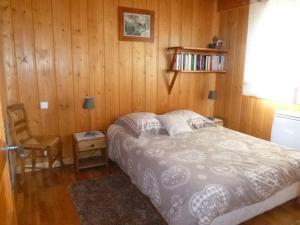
[157, 114, 193, 136]
[115, 112, 164, 137]
[166, 110, 212, 129]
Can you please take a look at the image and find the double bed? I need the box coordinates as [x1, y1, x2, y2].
[107, 111, 300, 225]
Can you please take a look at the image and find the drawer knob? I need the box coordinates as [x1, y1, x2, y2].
[91, 144, 95, 147]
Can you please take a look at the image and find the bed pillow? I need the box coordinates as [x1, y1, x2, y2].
[115, 112, 164, 137]
[157, 114, 193, 136]
[166, 109, 213, 129]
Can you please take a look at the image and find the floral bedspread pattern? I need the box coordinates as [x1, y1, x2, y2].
[107, 125, 300, 225]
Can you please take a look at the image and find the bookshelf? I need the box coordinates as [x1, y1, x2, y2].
[167, 46, 228, 94]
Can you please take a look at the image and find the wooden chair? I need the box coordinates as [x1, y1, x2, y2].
[7, 104, 63, 176]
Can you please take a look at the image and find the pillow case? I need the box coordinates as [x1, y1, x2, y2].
[115, 112, 164, 137]
[157, 114, 193, 136]
[166, 110, 213, 129]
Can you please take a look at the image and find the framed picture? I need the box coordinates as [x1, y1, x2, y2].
[118, 7, 154, 42]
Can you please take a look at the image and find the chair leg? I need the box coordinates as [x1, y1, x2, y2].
[60, 152, 64, 167]
[32, 152, 36, 172]
[20, 157, 25, 184]
[58, 140, 64, 167]
[48, 149, 52, 170]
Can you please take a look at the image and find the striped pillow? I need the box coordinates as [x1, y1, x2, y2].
[166, 110, 213, 129]
[115, 112, 164, 137]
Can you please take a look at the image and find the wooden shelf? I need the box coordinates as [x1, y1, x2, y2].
[167, 46, 228, 94]
[167, 70, 226, 73]
[167, 46, 229, 53]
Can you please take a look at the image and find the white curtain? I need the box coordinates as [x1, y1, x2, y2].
[243, 0, 300, 104]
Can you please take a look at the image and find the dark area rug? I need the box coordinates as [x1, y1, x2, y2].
[69, 174, 167, 225]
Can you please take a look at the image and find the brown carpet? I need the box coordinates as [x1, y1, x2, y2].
[69, 174, 167, 225]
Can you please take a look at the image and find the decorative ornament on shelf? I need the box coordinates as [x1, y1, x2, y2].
[207, 36, 223, 49]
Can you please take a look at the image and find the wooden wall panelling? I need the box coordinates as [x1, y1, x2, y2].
[226, 6, 248, 130]
[168, 0, 181, 111]
[118, 0, 133, 116]
[132, 0, 147, 112]
[261, 100, 276, 140]
[71, 0, 90, 132]
[87, 0, 106, 131]
[188, 0, 201, 113]
[216, 9, 238, 127]
[104, 0, 120, 126]
[238, 95, 254, 134]
[250, 98, 267, 138]
[145, 0, 158, 112]
[214, 10, 228, 120]
[32, 0, 59, 135]
[156, 0, 170, 114]
[52, 0, 76, 158]
[11, 0, 42, 135]
[1, 0, 220, 160]
[190, 0, 216, 116]
[178, 0, 193, 110]
[0, 0, 19, 106]
[202, 1, 219, 116]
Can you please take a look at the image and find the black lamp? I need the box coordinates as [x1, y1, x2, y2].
[208, 90, 217, 100]
[207, 90, 217, 120]
[82, 96, 95, 136]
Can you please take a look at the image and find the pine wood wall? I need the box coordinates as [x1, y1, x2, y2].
[215, 4, 300, 141]
[0, 0, 219, 158]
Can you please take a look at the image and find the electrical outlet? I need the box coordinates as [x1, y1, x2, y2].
[40, 102, 48, 109]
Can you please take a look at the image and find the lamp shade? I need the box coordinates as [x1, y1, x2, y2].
[208, 90, 217, 100]
[82, 96, 95, 109]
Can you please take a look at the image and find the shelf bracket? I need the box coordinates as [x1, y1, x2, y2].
[168, 71, 179, 94]
[167, 48, 180, 94]
[169, 48, 179, 70]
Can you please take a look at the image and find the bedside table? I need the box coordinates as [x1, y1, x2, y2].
[207, 117, 224, 126]
[72, 131, 108, 173]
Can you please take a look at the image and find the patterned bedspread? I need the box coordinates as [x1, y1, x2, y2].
[107, 124, 300, 225]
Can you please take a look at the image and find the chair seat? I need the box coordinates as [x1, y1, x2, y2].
[36, 136, 61, 148]
[23, 135, 61, 149]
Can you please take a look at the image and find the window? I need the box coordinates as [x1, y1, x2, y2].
[243, 0, 300, 104]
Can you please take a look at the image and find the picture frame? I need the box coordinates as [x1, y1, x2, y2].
[118, 7, 154, 42]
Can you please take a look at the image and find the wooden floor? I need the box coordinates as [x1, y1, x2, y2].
[15, 163, 300, 225]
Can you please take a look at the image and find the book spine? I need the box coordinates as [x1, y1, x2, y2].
[191, 54, 195, 70]
[181, 53, 184, 70]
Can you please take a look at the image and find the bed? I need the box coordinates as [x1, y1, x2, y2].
[107, 111, 300, 225]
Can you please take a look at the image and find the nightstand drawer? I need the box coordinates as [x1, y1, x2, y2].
[78, 138, 106, 151]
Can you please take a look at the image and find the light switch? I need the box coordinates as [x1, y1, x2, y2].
[40, 102, 48, 109]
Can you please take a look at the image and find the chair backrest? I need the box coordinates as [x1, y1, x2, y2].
[7, 104, 32, 146]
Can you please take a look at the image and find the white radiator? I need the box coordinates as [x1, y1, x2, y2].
[271, 111, 300, 151]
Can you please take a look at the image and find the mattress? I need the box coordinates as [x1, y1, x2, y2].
[107, 124, 300, 225]
[212, 181, 299, 225]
